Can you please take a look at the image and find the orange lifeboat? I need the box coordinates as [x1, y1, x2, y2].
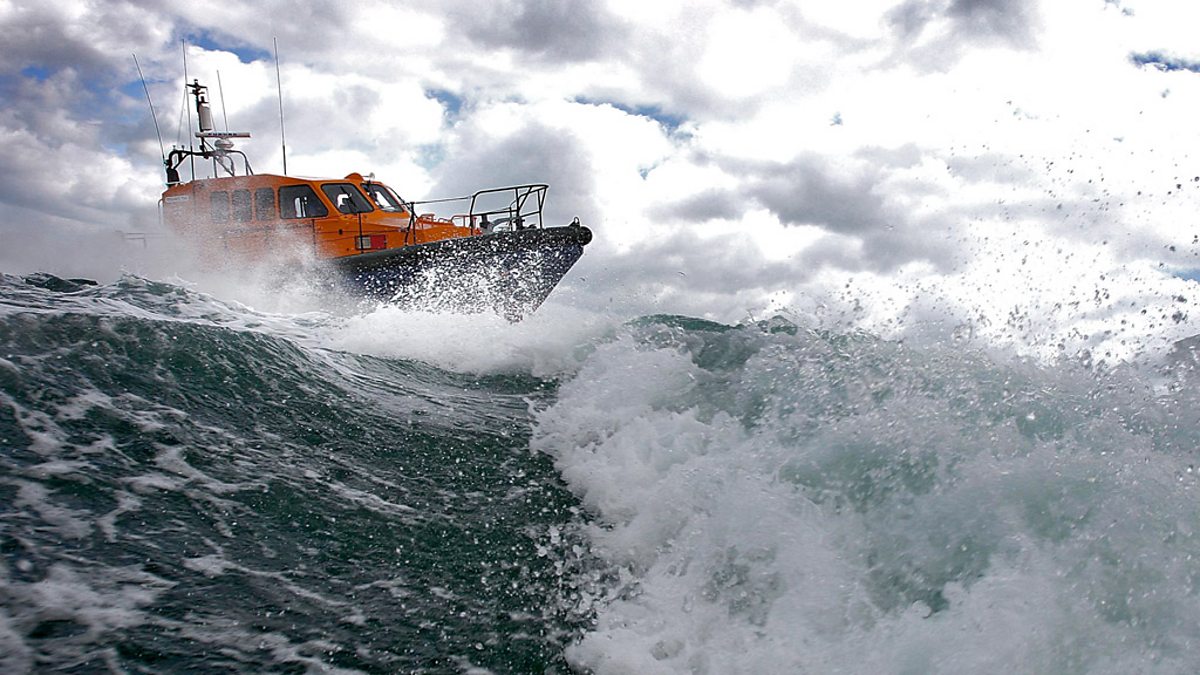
[160, 80, 591, 320]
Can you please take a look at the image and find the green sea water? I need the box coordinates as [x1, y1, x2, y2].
[0, 274, 599, 673]
[5, 273, 1200, 674]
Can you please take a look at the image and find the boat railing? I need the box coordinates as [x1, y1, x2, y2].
[408, 184, 548, 234]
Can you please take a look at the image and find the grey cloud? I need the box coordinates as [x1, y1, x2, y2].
[652, 152, 965, 274]
[856, 143, 924, 168]
[163, 1, 351, 64]
[948, 0, 1037, 44]
[945, 153, 1038, 184]
[887, 0, 937, 42]
[0, 78, 158, 234]
[567, 215, 961, 320]
[2, 4, 121, 75]
[793, 232, 869, 271]
[547, 4, 835, 124]
[643, 153, 961, 278]
[446, 0, 627, 63]
[860, 223, 956, 271]
[651, 189, 745, 223]
[889, 0, 1037, 45]
[0, 4, 199, 237]
[0, 2, 173, 125]
[650, 153, 893, 235]
[655, 233, 809, 294]
[571, 227, 820, 318]
[885, 0, 1038, 70]
[748, 160, 889, 235]
[428, 119, 597, 226]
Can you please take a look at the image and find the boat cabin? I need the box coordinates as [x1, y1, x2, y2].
[159, 79, 552, 266]
[161, 172, 475, 261]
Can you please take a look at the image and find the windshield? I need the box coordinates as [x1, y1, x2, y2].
[321, 183, 375, 214]
[361, 183, 406, 213]
[280, 184, 329, 219]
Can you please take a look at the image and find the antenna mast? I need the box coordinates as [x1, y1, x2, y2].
[162, 80, 252, 185]
[216, 70, 229, 131]
[182, 39, 195, 180]
[132, 54, 165, 163]
[274, 37, 288, 175]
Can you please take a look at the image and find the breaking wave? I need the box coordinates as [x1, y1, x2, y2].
[3, 273, 1199, 673]
[533, 315, 1200, 674]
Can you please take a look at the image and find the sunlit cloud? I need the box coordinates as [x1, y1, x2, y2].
[1, 0, 1199, 359]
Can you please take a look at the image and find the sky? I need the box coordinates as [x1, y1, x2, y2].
[2, 0, 1200, 361]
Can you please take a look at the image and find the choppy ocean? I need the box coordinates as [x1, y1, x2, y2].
[3, 272, 1200, 674]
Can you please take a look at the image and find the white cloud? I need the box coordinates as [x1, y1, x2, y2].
[695, 7, 806, 99]
[2, 0, 1199, 358]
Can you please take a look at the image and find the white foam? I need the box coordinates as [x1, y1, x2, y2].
[319, 299, 618, 376]
[182, 554, 235, 578]
[0, 608, 33, 674]
[96, 491, 143, 543]
[11, 479, 93, 540]
[2, 562, 172, 652]
[535, 326, 1200, 673]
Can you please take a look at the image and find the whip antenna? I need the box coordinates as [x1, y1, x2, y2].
[274, 37, 288, 175]
[182, 39, 195, 179]
[132, 53, 165, 163]
[216, 69, 229, 131]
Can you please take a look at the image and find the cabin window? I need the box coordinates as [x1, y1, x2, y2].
[279, 185, 329, 219]
[362, 183, 405, 212]
[232, 189, 253, 223]
[321, 183, 374, 215]
[254, 188, 275, 220]
[210, 191, 230, 222]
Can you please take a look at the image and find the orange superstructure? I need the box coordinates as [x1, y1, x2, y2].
[158, 80, 545, 262]
[161, 171, 478, 262]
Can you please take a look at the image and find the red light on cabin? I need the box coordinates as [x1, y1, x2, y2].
[355, 234, 388, 251]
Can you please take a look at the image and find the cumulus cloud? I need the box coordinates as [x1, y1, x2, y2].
[746, 157, 890, 234]
[886, 0, 1040, 70]
[1, 0, 1199, 352]
[946, 0, 1039, 44]
[429, 116, 598, 224]
[649, 149, 959, 274]
[447, 0, 628, 63]
[651, 190, 745, 224]
[0, 1, 167, 78]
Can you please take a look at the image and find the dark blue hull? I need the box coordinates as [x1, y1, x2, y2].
[332, 224, 592, 320]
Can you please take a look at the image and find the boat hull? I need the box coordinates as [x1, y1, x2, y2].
[331, 224, 592, 320]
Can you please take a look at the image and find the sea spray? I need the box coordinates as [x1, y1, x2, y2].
[533, 315, 1200, 674]
[319, 300, 615, 378]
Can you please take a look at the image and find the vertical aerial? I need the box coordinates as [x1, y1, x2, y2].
[274, 37, 288, 176]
